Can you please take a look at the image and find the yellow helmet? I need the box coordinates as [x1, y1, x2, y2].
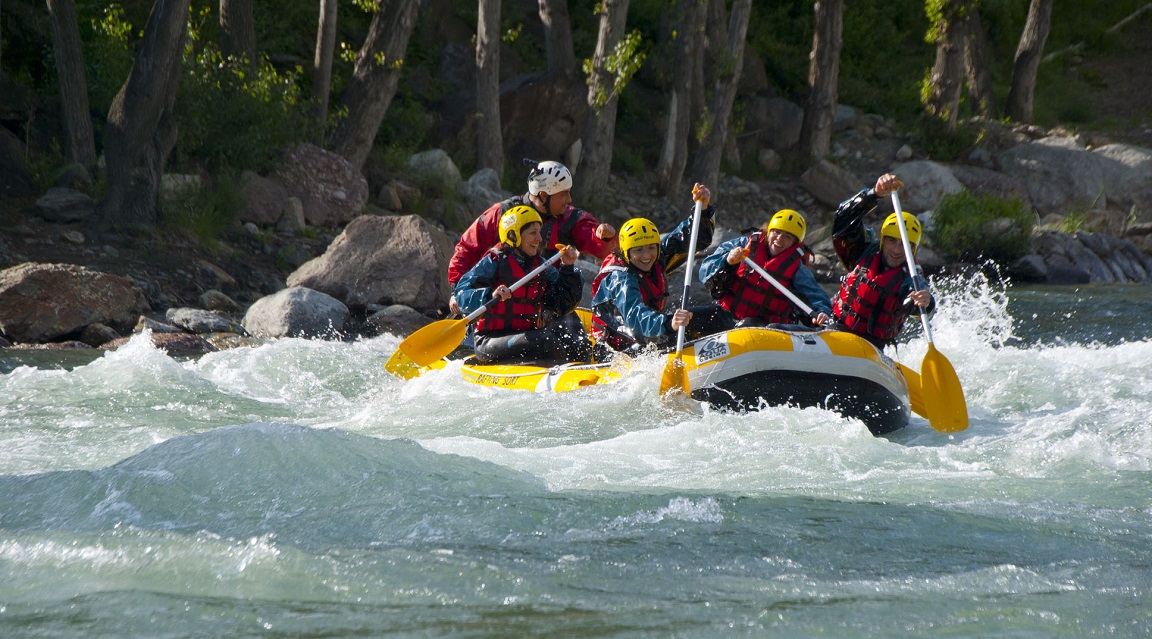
[618, 218, 661, 264]
[881, 212, 922, 248]
[498, 205, 543, 247]
[765, 209, 806, 243]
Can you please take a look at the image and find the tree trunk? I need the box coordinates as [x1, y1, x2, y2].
[476, 0, 504, 178]
[312, 0, 338, 143]
[692, 0, 725, 123]
[656, 0, 705, 199]
[538, 0, 576, 77]
[574, 0, 631, 201]
[962, 6, 997, 119]
[46, 0, 96, 167]
[923, 0, 971, 127]
[330, 0, 421, 170]
[690, 0, 751, 190]
[219, 0, 255, 62]
[1006, 0, 1053, 123]
[102, 0, 191, 228]
[798, 0, 843, 164]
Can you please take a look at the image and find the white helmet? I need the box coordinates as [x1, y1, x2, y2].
[527, 160, 573, 196]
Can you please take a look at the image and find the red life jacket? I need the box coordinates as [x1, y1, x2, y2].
[833, 252, 908, 342]
[589, 254, 668, 340]
[475, 250, 545, 333]
[718, 233, 804, 322]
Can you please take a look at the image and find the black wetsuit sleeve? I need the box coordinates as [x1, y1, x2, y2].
[831, 188, 881, 269]
[662, 205, 716, 274]
[545, 264, 583, 314]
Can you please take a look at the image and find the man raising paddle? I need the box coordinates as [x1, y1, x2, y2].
[830, 173, 935, 350]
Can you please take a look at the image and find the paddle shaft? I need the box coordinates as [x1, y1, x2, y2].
[740, 257, 817, 319]
[673, 200, 705, 355]
[889, 193, 934, 342]
[463, 249, 566, 322]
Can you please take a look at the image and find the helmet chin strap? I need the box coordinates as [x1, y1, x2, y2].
[537, 192, 553, 217]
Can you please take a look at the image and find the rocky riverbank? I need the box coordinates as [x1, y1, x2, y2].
[3, 113, 1152, 356]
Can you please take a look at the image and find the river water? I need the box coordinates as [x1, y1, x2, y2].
[2, 273, 1150, 638]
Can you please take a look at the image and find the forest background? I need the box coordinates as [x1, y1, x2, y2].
[2, 0, 1150, 249]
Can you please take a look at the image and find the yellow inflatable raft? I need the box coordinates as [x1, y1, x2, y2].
[679, 326, 914, 435]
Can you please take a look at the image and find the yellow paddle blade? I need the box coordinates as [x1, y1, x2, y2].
[575, 307, 594, 334]
[384, 349, 423, 379]
[395, 317, 470, 368]
[659, 354, 689, 397]
[893, 361, 929, 421]
[921, 343, 968, 432]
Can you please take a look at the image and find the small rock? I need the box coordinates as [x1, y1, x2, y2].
[134, 316, 185, 334]
[103, 332, 218, 357]
[62, 230, 85, 244]
[80, 323, 121, 347]
[199, 289, 241, 313]
[165, 307, 245, 334]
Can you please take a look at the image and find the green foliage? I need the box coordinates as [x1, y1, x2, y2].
[748, 0, 933, 126]
[931, 190, 1035, 263]
[1058, 209, 1087, 234]
[924, 0, 979, 44]
[160, 173, 242, 243]
[1057, 188, 1105, 233]
[910, 114, 978, 161]
[1031, 65, 1093, 126]
[172, 7, 309, 173]
[583, 30, 647, 113]
[84, 4, 137, 119]
[375, 91, 437, 158]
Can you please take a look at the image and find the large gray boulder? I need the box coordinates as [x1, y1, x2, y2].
[238, 170, 293, 227]
[889, 160, 964, 212]
[1092, 143, 1152, 217]
[286, 214, 457, 314]
[242, 287, 349, 339]
[1029, 230, 1152, 284]
[0, 263, 150, 343]
[463, 167, 510, 216]
[407, 149, 464, 189]
[996, 136, 1124, 215]
[801, 160, 862, 208]
[273, 143, 369, 226]
[33, 187, 97, 223]
[946, 164, 1032, 206]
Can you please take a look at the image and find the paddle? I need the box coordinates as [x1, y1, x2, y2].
[740, 257, 826, 326]
[658, 198, 705, 397]
[740, 256, 931, 422]
[384, 247, 568, 379]
[890, 192, 968, 432]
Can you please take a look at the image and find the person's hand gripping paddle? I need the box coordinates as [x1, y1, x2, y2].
[385, 247, 569, 379]
[659, 196, 705, 397]
[890, 193, 968, 432]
